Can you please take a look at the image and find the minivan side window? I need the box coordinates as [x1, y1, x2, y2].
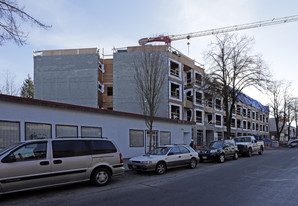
[12, 142, 47, 161]
[52, 140, 90, 158]
[90, 140, 117, 154]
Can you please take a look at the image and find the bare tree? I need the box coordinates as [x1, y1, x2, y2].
[0, 69, 19, 95]
[0, 0, 51, 46]
[134, 47, 167, 151]
[294, 98, 298, 139]
[267, 80, 291, 141]
[204, 33, 270, 139]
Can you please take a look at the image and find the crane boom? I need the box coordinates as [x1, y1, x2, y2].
[138, 15, 298, 45]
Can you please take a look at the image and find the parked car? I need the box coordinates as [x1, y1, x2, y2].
[198, 139, 239, 163]
[234, 136, 264, 157]
[288, 139, 298, 148]
[0, 138, 125, 194]
[127, 145, 199, 175]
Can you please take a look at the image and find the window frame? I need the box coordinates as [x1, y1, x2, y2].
[56, 124, 78, 138]
[0, 120, 20, 150]
[25, 122, 52, 140]
[129, 129, 145, 147]
[81, 126, 102, 138]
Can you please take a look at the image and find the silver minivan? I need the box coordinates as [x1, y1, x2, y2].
[0, 138, 125, 194]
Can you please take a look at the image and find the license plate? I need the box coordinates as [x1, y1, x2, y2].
[202, 156, 207, 159]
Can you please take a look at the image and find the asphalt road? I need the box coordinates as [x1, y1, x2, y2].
[1, 147, 298, 206]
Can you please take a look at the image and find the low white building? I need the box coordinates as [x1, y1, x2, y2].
[0, 94, 194, 158]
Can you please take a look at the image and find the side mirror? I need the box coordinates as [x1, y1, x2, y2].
[2, 154, 16, 163]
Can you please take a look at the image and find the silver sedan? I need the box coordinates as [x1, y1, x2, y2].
[127, 145, 199, 175]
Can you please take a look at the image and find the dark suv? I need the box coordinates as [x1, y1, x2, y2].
[198, 139, 239, 163]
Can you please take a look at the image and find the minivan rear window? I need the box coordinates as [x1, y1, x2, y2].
[52, 140, 90, 158]
[90, 140, 117, 154]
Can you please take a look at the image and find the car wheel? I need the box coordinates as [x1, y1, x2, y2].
[189, 158, 197, 169]
[155, 162, 166, 175]
[91, 167, 111, 186]
[258, 147, 263, 155]
[233, 152, 238, 160]
[247, 148, 252, 157]
[218, 154, 225, 163]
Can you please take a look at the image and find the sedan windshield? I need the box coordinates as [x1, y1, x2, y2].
[208, 141, 223, 149]
[147, 147, 170, 155]
[235, 137, 251, 142]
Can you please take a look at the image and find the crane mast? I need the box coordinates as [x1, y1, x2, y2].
[138, 15, 298, 45]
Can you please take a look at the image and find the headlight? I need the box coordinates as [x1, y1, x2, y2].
[210, 149, 217, 153]
[141, 161, 152, 164]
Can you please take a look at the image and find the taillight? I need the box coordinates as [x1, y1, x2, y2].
[120, 153, 123, 163]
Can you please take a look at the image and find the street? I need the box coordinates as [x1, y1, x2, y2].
[1, 147, 298, 206]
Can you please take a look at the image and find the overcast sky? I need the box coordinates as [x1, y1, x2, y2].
[1, 0, 298, 105]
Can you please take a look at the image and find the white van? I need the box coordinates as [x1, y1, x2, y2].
[0, 138, 125, 194]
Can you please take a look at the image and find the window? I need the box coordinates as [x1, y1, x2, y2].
[25, 122, 51, 140]
[207, 114, 213, 124]
[252, 112, 256, 119]
[195, 110, 203, 124]
[186, 110, 192, 121]
[169, 59, 181, 79]
[107, 87, 113, 96]
[215, 99, 222, 110]
[252, 123, 255, 130]
[237, 105, 242, 115]
[231, 118, 236, 128]
[179, 146, 190, 154]
[0, 121, 20, 150]
[248, 122, 251, 130]
[195, 72, 202, 86]
[170, 104, 181, 120]
[129, 130, 144, 147]
[11, 142, 47, 161]
[90, 140, 117, 154]
[186, 90, 193, 102]
[169, 147, 180, 155]
[237, 119, 241, 128]
[247, 109, 251, 118]
[170, 82, 181, 100]
[52, 140, 90, 158]
[243, 120, 247, 129]
[243, 108, 247, 117]
[186, 72, 192, 84]
[195, 91, 203, 105]
[256, 112, 259, 120]
[56, 125, 78, 138]
[215, 115, 222, 126]
[81, 126, 102, 138]
[160, 131, 171, 145]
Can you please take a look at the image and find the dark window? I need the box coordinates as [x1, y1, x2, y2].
[90, 140, 117, 154]
[169, 147, 180, 155]
[107, 87, 113, 96]
[52, 140, 90, 158]
[179, 146, 190, 154]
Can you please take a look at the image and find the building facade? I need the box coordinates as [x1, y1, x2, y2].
[34, 48, 112, 109]
[33, 45, 270, 147]
[113, 45, 270, 146]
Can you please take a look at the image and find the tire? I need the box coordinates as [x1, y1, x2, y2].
[258, 147, 263, 155]
[218, 154, 225, 163]
[91, 167, 111, 186]
[247, 148, 252, 157]
[155, 162, 167, 175]
[233, 152, 239, 160]
[189, 158, 197, 169]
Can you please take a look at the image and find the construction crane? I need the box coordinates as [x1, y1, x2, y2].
[138, 15, 298, 46]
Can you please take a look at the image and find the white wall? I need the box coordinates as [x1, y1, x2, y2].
[0, 100, 193, 158]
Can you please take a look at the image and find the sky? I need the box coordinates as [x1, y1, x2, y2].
[1, 0, 298, 105]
